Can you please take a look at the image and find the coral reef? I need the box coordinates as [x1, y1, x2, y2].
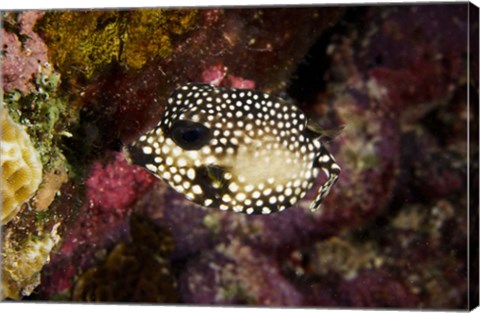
[38, 152, 157, 297]
[71, 215, 177, 303]
[179, 239, 303, 305]
[1, 109, 43, 225]
[281, 5, 473, 308]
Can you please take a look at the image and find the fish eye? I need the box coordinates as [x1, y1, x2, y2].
[171, 120, 211, 150]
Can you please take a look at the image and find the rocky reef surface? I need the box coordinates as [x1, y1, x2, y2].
[1, 4, 477, 309]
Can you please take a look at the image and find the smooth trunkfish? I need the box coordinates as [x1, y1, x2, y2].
[126, 83, 340, 215]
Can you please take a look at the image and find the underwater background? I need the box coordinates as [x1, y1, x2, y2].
[1, 3, 478, 309]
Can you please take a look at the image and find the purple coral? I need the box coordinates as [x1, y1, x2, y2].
[358, 5, 467, 117]
[179, 240, 304, 306]
[336, 270, 419, 308]
[300, 270, 419, 308]
[146, 192, 218, 261]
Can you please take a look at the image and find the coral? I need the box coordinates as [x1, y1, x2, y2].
[85, 153, 156, 211]
[358, 5, 467, 119]
[280, 200, 464, 308]
[33, 161, 69, 211]
[227, 74, 256, 89]
[335, 269, 419, 307]
[179, 239, 303, 305]
[37, 152, 157, 297]
[407, 139, 465, 200]
[383, 201, 469, 308]
[301, 200, 466, 308]
[159, 194, 218, 260]
[1, 109, 43, 225]
[3, 62, 76, 172]
[1, 223, 61, 299]
[36, 9, 198, 80]
[309, 237, 382, 280]
[200, 64, 256, 89]
[71, 215, 177, 303]
[61, 152, 156, 259]
[201, 64, 228, 86]
[1, 11, 49, 94]
[292, 269, 419, 307]
[71, 243, 177, 302]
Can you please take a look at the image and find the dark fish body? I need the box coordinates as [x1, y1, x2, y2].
[126, 83, 340, 215]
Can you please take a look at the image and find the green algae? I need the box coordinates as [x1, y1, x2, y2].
[3, 64, 77, 174]
[203, 212, 222, 235]
[36, 9, 198, 80]
[222, 283, 257, 305]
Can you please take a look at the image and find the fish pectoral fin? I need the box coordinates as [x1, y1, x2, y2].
[197, 165, 230, 200]
[309, 145, 341, 212]
[205, 165, 228, 185]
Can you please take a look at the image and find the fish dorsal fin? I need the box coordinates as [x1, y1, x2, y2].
[306, 119, 345, 142]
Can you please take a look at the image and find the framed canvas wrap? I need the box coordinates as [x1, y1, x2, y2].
[0, 1, 479, 310]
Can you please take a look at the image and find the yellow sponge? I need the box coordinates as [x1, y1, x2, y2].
[1, 109, 43, 225]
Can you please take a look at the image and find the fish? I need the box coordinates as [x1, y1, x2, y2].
[125, 83, 340, 215]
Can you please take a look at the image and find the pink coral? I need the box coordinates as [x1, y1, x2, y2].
[39, 152, 157, 296]
[201, 64, 227, 86]
[200, 64, 256, 89]
[226, 74, 256, 89]
[61, 152, 156, 257]
[2, 11, 49, 94]
[85, 153, 155, 211]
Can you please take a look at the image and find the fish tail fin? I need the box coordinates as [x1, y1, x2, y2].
[309, 144, 341, 212]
